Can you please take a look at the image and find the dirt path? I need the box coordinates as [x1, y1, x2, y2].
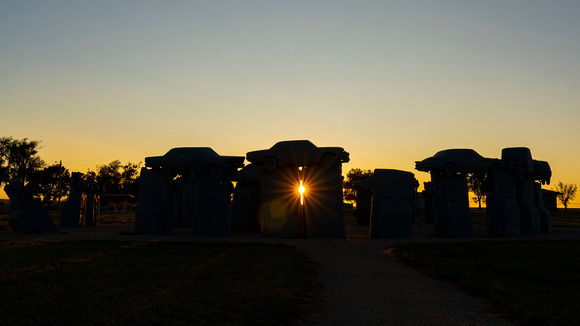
[288, 221, 580, 326]
[290, 238, 514, 326]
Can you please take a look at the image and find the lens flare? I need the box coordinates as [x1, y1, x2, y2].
[299, 180, 305, 205]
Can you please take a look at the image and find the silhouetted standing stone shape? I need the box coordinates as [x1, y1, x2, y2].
[60, 172, 102, 228]
[60, 172, 86, 228]
[181, 176, 195, 228]
[231, 164, 262, 233]
[191, 172, 233, 237]
[353, 178, 373, 225]
[422, 182, 435, 224]
[84, 176, 103, 227]
[535, 182, 552, 234]
[260, 166, 300, 238]
[135, 167, 174, 235]
[369, 169, 417, 239]
[516, 176, 540, 234]
[4, 179, 57, 233]
[253, 140, 349, 239]
[431, 173, 473, 238]
[415, 148, 502, 238]
[501, 147, 549, 235]
[138, 147, 244, 236]
[303, 165, 346, 239]
[486, 171, 520, 237]
[172, 176, 185, 227]
[84, 192, 99, 227]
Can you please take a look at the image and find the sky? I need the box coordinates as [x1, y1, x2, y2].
[1, 1, 579, 205]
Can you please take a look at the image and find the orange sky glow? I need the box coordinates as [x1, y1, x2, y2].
[1, 1, 579, 207]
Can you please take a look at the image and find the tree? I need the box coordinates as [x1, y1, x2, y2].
[95, 160, 123, 194]
[120, 161, 141, 196]
[93, 160, 141, 195]
[553, 181, 577, 211]
[29, 163, 71, 207]
[0, 136, 45, 185]
[466, 173, 488, 210]
[90, 160, 141, 210]
[343, 168, 373, 202]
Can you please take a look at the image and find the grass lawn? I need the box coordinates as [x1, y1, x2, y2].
[550, 209, 580, 227]
[413, 208, 580, 228]
[0, 240, 320, 326]
[0, 211, 136, 229]
[387, 240, 580, 326]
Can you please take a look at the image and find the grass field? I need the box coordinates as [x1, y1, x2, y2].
[470, 209, 580, 227]
[411, 208, 580, 227]
[0, 240, 320, 326]
[2, 199, 580, 229]
[0, 210, 136, 229]
[388, 240, 580, 326]
[2, 204, 580, 325]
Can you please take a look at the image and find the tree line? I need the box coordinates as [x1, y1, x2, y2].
[0, 136, 141, 207]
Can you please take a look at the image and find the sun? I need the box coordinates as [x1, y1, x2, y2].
[298, 180, 306, 205]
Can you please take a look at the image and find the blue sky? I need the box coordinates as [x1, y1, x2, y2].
[1, 1, 579, 204]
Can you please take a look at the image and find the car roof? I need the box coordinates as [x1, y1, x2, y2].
[433, 148, 481, 158]
[501, 147, 532, 159]
[166, 147, 218, 155]
[271, 140, 316, 148]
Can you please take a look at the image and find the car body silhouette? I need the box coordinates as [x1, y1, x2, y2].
[501, 147, 551, 184]
[415, 149, 501, 176]
[145, 147, 244, 178]
[246, 140, 350, 170]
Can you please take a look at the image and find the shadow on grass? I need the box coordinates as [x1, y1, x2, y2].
[0, 241, 320, 326]
[387, 240, 580, 326]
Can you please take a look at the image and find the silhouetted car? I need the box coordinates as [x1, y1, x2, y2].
[145, 147, 244, 178]
[501, 147, 551, 184]
[246, 140, 350, 170]
[535, 160, 552, 185]
[415, 149, 500, 176]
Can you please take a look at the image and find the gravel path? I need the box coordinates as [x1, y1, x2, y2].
[292, 238, 514, 326]
[289, 221, 580, 326]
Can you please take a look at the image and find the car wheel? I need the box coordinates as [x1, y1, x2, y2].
[75, 179, 89, 192]
[322, 154, 336, 168]
[161, 166, 173, 178]
[443, 163, 456, 176]
[209, 164, 223, 178]
[264, 157, 278, 170]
